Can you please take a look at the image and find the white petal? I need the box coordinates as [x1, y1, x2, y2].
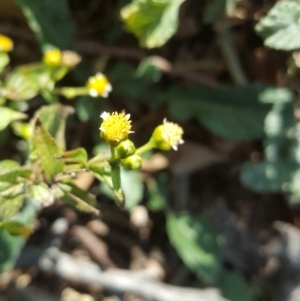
[95, 72, 104, 79]
[106, 84, 112, 92]
[100, 112, 109, 119]
[89, 89, 98, 97]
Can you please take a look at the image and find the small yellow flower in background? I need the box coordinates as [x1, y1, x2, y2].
[100, 111, 133, 146]
[0, 34, 13, 52]
[151, 119, 184, 151]
[43, 49, 62, 67]
[87, 72, 112, 98]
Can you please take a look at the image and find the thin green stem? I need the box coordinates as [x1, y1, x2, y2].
[215, 22, 247, 85]
[136, 141, 154, 155]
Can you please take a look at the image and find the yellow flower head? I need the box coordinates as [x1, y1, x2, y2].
[0, 34, 13, 52]
[43, 49, 62, 67]
[100, 111, 133, 146]
[151, 119, 184, 151]
[87, 72, 112, 98]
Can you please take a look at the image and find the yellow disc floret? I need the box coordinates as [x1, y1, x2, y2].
[43, 49, 62, 67]
[151, 119, 184, 151]
[0, 34, 13, 52]
[100, 111, 133, 146]
[87, 73, 112, 98]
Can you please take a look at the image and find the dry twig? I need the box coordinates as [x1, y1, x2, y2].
[32, 247, 228, 301]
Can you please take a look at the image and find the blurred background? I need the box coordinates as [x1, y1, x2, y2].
[1, 0, 300, 301]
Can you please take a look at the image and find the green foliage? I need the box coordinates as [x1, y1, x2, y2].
[34, 104, 74, 150]
[3, 63, 53, 101]
[13, 0, 75, 50]
[0, 52, 9, 73]
[167, 211, 223, 284]
[99, 167, 144, 210]
[255, 1, 300, 51]
[33, 119, 64, 182]
[2, 1, 300, 298]
[218, 270, 253, 301]
[203, 0, 236, 24]
[146, 173, 168, 212]
[240, 87, 300, 203]
[0, 108, 27, 131]
[121, 0, 186, 48]
[0, 198, 41, 272]
[167, 83, 278, 140]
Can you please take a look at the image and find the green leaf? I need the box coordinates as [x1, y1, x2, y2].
[60, 148, 88, 171]
[121, 168, 144, 210]
[203, 0, 236, 23]
[203, 0, 226, 24]
[136, 57, 162, 82]
[146, 173, 168, 212]
[241, 160, 294, 193]
[218, 270, 253, 301]
[0, 228, 25, 272]
[0, 198, 41, 272]
[121, 0, 186, 48]
[0, 107, 27, 131]
[255, 1, 300, 51]
[34, 104, 74, 150]
[61, 147, 88, 167]
[0, 167, 32, 183]
[33, 118, 63, 181]
[54, 181, 98, 214]
[167, 211, 223, 284]
[13, 0, 75, 50]
[109, 63, 154, 100]
[28, 183, 54, 206]
[3, 63, 52, 101]
[0, 160, 20, 169]
[2, 221, 33, 237]
[167, 84, 292, 140]
[0, 184, 24, 221]
[0, 52, 9, 73]
[0, 160, 32, 183]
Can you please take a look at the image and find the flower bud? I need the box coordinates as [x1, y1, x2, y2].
[121, 154, 142, 170]
[43, 49, 62, 67]
[0, 35, 13, 52]
[116, 139, 136, 159]
[150, 119, 184, 151]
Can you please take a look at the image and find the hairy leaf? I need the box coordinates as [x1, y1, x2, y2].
[255, 1, 300, 51]
[0, 108, 27, 131]
[28, 183, 54, 206]
[0, 198, 41, 272]
[167, 84, 294, 140]
[54, 181, 98, 214]
[121, 0, 186, 48]
[0, 52, 9, 73]
[167, 212, 222, 284]
[34, 104, 74, 150]
[0, 184, 24, 221]
[33, 119, 63, 182]
[60, 148, 88, 171]
[3, 63, 53, 101]
[13, 0, 74, 50]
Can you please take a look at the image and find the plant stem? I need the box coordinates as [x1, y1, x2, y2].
[136, 141, 154, 155]
[215, 22, 247, 85]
